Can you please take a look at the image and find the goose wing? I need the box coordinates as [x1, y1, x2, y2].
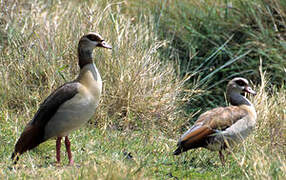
[174, 106, 248, 154]
[12, 82, 79, 160]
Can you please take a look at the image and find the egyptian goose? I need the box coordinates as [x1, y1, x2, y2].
[173, 77, 257, 165]
[11, 32, 112, 165]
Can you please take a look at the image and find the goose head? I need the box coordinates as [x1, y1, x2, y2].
[227, 77, 256, 105]
[78, 32, 112, 68]
[79, 32, 112, 51]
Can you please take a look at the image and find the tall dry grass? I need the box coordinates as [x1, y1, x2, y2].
[96, 16, 189, 132]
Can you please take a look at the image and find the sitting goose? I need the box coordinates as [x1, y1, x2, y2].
[173, 77, 257, 165]
[11, 32, 112, 165]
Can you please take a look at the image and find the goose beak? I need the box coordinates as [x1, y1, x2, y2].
[244, 86, 256, 95]
[98, 41, 112, 49]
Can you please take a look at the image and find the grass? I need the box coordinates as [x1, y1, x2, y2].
[0, 0, 285, 179]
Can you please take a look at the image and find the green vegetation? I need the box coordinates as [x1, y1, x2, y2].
[0, 0, 285, 179]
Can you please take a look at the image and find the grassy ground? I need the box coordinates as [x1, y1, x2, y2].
[1, 87, 285, 179]
[0, 0, 285, 179]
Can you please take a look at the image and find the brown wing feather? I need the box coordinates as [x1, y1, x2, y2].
[197, 106, 248, 129]
[12, 124, 43, 156]
[174, 106, 248, 155]
[174, 125, 214, 155]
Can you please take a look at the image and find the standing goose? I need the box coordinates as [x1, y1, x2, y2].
[11, 32, 112, 165]
[173, 77, 257, 165]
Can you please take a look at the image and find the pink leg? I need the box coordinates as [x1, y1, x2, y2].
[56, 137, 62, 164]
[65, 136, 74, 165]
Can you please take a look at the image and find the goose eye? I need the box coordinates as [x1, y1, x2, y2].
[236, 80, 246, 86]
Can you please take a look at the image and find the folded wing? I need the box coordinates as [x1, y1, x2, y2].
[174, 106, 248, 155]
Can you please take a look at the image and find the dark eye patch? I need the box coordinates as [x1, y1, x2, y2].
[86, 34, 102, 42]
[235, 79, 247, 86]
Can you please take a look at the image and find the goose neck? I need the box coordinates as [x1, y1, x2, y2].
[78, 47, 93, 69]
[227, 90, 252, 106]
